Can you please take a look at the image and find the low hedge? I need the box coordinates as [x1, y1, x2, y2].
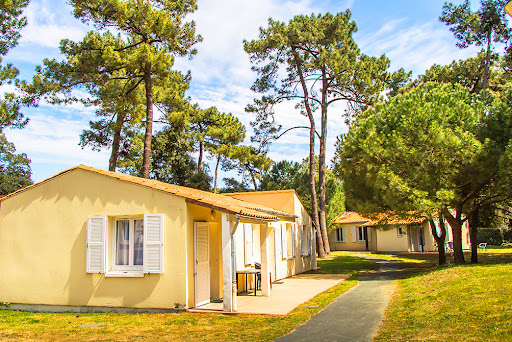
[477, 228, 503, 245]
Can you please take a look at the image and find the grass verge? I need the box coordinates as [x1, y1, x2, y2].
[0, 254, 375, 341]
[375, 251, 512, 342]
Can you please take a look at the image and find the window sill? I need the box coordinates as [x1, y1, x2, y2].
[105, 271, 144, 278]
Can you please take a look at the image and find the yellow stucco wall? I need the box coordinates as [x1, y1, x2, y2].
[0, 168, 189, 310]
[329, 224, 377, 251]
[375, 226, 410, 252]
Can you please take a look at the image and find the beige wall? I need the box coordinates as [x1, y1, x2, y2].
[376, 226, 410, 252]
[330, 219, 473, 254]
[0, 169, 189, 310]
[329, 224, 377, 251]
[0, 171, 318, 311]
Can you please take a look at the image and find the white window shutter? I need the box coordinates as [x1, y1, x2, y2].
[351, 226, 357, 242]
[86, 216, 107, 273]
[342, 227, 347, 242]
[367, 228, 372, 242]
[292, 224, 297, 257]
[244, 223, 253, 265]
[282, 224, 287, 259]
[300, 225, 304, 256]
[307, 226, 311, 256]
[143, 213, 164, 274]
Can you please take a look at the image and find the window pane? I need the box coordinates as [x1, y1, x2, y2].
[134, 219, 144, 266]
[116, 220, 130, 265]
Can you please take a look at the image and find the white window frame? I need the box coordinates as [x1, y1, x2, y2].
[357, 227, 365, 242]
[292, 223, 297, 257]
[111, 217, 144, 273]
[335, 228, 344, 242]
[397, 226, 404, 237]
[244, 223, 253, 266]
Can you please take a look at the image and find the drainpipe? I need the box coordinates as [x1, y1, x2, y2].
[231, 215, 241, 307]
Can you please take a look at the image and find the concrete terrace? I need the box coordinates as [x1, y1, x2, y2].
[189, 273, 350, 315]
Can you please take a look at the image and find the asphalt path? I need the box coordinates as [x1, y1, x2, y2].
[276, 255, 402, 342]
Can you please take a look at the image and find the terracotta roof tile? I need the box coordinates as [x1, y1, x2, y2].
[333, 212, 370, 224]
[334, 211, 426, 226]
[1, 165, 296, 221]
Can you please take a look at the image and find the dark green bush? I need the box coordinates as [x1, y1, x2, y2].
[477, 228, 503, 245]
[502, 229, 512, 243]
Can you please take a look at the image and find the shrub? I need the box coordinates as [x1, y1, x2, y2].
[477, 228, 503, 245]
[503, 229, 512, 243]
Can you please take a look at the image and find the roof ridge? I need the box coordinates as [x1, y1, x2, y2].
[1, 165, 296, 221]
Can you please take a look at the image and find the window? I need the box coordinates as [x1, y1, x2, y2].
[357, 227, 365, 242]
[114, 219, 144, 271]
[291, 223, 297, 257]
[335, 228, 344, 242]
[86, 214, 164, 276]
[397, 227, 404, 237]
[244, 223, 253, 265]
[301, 225, 311, 256]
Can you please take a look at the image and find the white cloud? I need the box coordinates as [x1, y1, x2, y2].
[20, 0, 87, 49]
[4, 108, 109, 182]
[357, 19, 479, 76]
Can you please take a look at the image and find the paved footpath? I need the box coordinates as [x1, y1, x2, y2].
[276, 255, 403, 342]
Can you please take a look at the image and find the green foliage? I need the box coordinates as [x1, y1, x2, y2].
[25, 0, 201, 176]
[334, 82, 486, 214]
[0, 0, 29, 131]
[117, 127, 212, 191]
[244, 11, 409, 143]
[440, 0, 511, 50]
[223, 145, 272, 190]
[220, 177, 251, 193]
[477, 227, 504, 245]
[416, 51, 505, 94]
[440, 0, 512, 90]
[0, 133, 31, 195]
[0, 0, 31, 193]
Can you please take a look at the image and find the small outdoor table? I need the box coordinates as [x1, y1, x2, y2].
[236, 268, 261, 296]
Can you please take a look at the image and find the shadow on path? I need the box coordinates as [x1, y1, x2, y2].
[276, 255, 405, 342]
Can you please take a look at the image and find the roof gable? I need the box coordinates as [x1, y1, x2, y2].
[1, 165, 296, 221]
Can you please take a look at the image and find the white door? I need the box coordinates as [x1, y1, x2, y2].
[274, 224, 282, 280]
[194, 222, 210, 307]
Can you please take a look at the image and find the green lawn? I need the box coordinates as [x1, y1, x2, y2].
[3, 249, 511, 341]
[0, 254, 375, 341]
[375, 248, 512, 342]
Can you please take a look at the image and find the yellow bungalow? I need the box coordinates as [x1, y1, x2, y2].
[224, 190, 316, 283]
[0, 165, 316, 313]
[329, 212, 471, 253]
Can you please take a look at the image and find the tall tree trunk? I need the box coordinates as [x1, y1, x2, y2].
[443, 207, 465, 265]
[249, 169, 257, 190]
[318, 69, 330, 255]
[429, 214, 446, 265]
[482, 31, 492, 91]
[292, 48, 325, 258]
[308, 123, 324, 258]
[214, 153, 220, 193]
[469, 207, 479, 264]
[197, 141, 203, 173]
[109, 112, 124, 171]
[142, 63, 153, 179]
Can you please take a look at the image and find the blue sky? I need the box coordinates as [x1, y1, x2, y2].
[3, 0, 483, 184]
